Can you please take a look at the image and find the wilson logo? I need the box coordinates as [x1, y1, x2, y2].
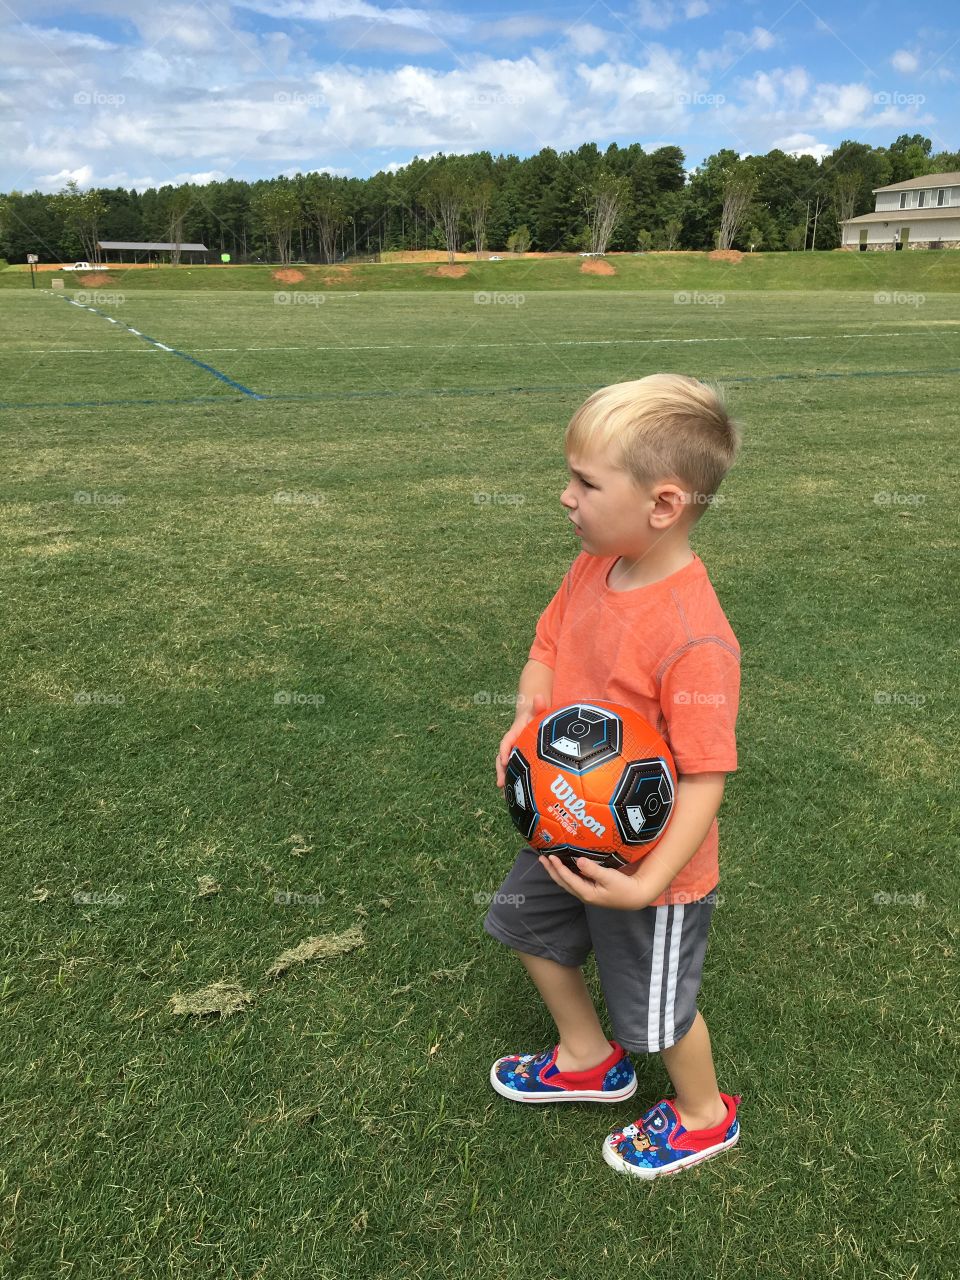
[549, 775, 605, 835]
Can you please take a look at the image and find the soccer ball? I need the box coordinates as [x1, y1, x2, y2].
[503, 700, 677, 869]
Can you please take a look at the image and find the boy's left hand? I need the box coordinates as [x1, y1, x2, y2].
[538, 853, 649, 910]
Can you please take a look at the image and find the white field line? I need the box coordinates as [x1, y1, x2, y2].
[4, 330, 945, 357]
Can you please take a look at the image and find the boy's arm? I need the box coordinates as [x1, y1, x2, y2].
[624, 772, 726, 905]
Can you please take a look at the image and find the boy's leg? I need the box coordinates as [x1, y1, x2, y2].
[516, 951, 616, 1072]
[660, 1010, 728, 1131]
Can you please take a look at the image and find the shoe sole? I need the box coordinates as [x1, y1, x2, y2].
[602, 1128, 739, 1178]
[490, 1063, 637, 1103]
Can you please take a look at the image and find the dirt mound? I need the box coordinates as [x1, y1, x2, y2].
[272, 268, 305, 283]
[318, 265, 357, 284]
[579, 259, 616, 275]
[707, 249, 744, 263]
[78, 273, 113, 286]
[431, 265, 469, 278]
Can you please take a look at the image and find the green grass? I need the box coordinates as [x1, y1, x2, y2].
[4, 246, 960, 292]
[2, 274, 957, 1279]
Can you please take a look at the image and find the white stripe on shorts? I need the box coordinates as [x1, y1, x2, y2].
[647, 905, 684, 1049]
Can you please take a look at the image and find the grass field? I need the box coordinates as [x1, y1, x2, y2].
[2, 267, 957, 1278]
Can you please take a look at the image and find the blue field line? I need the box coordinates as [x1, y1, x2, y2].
[1, 362, 959, 413]
[49, 292, 264, 399]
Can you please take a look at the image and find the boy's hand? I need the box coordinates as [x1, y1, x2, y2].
[537, 853, 649, 910]
[495, 692, 549, 789]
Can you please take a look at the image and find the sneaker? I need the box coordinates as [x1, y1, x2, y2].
[603, 1093, 741, 1178]
[490, 1040, 637, 1103]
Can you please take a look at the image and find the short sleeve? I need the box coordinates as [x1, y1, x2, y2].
[659, 640, 740, 773]
[527, 567, 574, 670]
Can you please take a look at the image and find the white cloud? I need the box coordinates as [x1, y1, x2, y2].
[685, 1, 709, 17]
[891, 49, 919, 73]
[772, 132, 831, 161]
[565, 24, 610, 57]
[38, 163, 94, 188]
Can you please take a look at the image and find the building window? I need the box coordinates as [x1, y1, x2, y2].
[937, 189, 945, 206]
[899, 192, 907, 208]
[918, 190, 925, 207]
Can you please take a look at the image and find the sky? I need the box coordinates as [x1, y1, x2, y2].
[0, 0, 956, 194]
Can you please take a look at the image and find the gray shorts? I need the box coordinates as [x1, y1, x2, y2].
[482, 847, 718, 1054]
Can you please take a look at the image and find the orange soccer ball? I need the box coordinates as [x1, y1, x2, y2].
[503, 700, 677, 869]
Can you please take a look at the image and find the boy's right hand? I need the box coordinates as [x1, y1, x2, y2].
[495, 692, 549, 789]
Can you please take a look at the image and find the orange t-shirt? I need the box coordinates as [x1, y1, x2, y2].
[527, 551, 740, 907]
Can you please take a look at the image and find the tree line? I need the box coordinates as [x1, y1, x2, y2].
[1, 133, 955, 265]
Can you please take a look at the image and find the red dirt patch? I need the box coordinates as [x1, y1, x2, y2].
[431, 265, 470, 278]
[78, 273, 113, 286]
[272, 268, 305, 283]
[579, 258, 617, 275]
[317, 265, 358, 285]
[707, 249, 744, 263]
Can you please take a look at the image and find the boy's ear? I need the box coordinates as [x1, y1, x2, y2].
[649, 483, 689, 527]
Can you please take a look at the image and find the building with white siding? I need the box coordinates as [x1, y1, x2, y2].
[841, 173, 960, 250]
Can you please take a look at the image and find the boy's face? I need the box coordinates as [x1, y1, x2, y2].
[560, 441, 690, 558]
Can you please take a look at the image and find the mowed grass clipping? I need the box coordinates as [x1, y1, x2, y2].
[1, 276, 958, 1280]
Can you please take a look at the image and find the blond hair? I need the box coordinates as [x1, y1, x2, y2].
[565, 374, 741, 520]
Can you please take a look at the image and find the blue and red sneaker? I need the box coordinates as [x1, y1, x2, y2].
[603, 1093, 741, 1178]
[490, 1040, 637, 1103]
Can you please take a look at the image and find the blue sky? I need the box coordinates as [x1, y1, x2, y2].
[0, 0, 956, 193]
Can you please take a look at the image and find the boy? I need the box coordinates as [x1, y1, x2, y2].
[483, 373, 743, 1179]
